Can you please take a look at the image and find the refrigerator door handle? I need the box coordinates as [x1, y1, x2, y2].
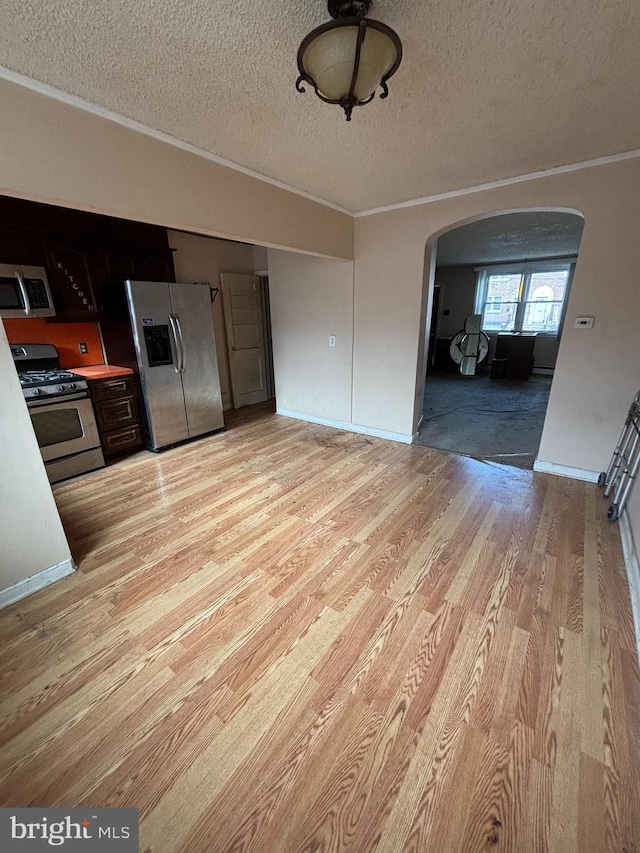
[168, 313, 182, 374]
[174, 313, 186, 373]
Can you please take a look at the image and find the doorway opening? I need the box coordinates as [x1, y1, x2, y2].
[167, 231, 276, 430]
[417, 210, 585, 469]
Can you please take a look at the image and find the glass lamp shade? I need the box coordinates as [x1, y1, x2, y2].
[300, 24, 399, 102]
[302, 23, 398, 101]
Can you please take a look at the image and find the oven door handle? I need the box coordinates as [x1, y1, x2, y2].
[168, 314, 182, 374]
[27, 392, 90, 407]
[15, 268, 32, 316]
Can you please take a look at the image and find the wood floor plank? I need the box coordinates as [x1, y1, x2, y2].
[458, 730, 511, 852]
[517, 756, 552, 853]
[578, 752, 607, 853]
[0, 408, 638, 852]
[582, 489, 606, 763]
[548, 627, 581, 853]
[141, 588, 372, 852]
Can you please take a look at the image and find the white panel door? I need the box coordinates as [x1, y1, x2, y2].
[220, 273, 268, 408]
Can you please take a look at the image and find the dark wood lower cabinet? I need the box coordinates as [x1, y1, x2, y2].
[88, 375, 145, 460]
[94, 394, 140, 432]
[101, 423, 144, 457]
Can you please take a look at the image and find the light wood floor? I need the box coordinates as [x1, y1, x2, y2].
[1, 411, 639, 852]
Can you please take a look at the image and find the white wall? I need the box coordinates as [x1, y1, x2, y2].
[268, 250, 354, 424]
[0, 321, 72, 595]
[168, 230, 257, 410]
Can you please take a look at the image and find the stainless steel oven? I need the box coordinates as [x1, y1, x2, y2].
[27, 393, 105, 483]
[13, 344, 105, 484]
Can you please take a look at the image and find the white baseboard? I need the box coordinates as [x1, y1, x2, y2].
[619, 512, 640, 665]
[276, 409, 414, 444]
[0, 558, 76, 610]
[533, 460, 599, 483]
[532, 367, 555, 376]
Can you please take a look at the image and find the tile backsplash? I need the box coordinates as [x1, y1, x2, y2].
[3, 319, 104, 368]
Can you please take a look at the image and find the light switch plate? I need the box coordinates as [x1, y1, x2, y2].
[573, 317, 594, 329]
[329, 335, 336, 347]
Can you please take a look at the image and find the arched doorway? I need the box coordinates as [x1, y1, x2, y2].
[416, 209, 585, 469]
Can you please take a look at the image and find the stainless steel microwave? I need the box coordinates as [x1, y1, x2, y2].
[0, 264, 55, 318]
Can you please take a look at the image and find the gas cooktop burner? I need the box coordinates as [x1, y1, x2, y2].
[12, 345, 89, 401]
[19, 370, 83, 387]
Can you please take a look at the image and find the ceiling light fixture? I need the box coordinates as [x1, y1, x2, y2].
[296, 0, 403, 122]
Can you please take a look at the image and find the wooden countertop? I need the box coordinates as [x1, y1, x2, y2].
[69, 364, 134, 379]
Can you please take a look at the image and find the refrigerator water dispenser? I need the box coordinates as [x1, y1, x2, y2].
[143, 325, 173, 367]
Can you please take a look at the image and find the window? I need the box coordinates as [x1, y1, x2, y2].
[474, 260, 574, 335]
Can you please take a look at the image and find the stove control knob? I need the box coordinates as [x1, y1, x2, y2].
[56, 385, 64, 391]
[32, 388, 42, 396]
[69, 383, 77, 390]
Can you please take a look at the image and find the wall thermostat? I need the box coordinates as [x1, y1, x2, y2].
[573, 317, 594, 329]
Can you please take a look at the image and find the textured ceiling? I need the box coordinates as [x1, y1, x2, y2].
[1, 0, 639, 212]
[436, 211, 584, 266]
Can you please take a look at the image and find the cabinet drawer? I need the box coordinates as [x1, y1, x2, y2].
[91, 375, 137, 400]
[101, 424, 144, 457]
[94, 395, 139, 432]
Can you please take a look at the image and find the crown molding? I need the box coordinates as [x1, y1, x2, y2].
[3, 65, 640, 222]
[355, 148, 640, 218]
[0, 66, 353, 217]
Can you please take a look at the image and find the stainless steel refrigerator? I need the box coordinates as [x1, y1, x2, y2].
[126, 280, 224, 451]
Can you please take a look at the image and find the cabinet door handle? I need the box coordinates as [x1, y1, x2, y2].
[111, 428, 137, 444]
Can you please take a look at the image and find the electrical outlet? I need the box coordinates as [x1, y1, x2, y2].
[78, 342, 88, 354]
[329, 335, 336, 347]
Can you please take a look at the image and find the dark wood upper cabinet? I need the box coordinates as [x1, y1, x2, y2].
[137, 249, 175, 283]
[0, 196, 176, 322]
[42, 238, 99, 322]
[100, 244, 175, 284]
[0, 227, 45, 266]
[101, 244, 138, 280]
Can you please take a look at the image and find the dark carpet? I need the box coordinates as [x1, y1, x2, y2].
[416, 371, 553, 469]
